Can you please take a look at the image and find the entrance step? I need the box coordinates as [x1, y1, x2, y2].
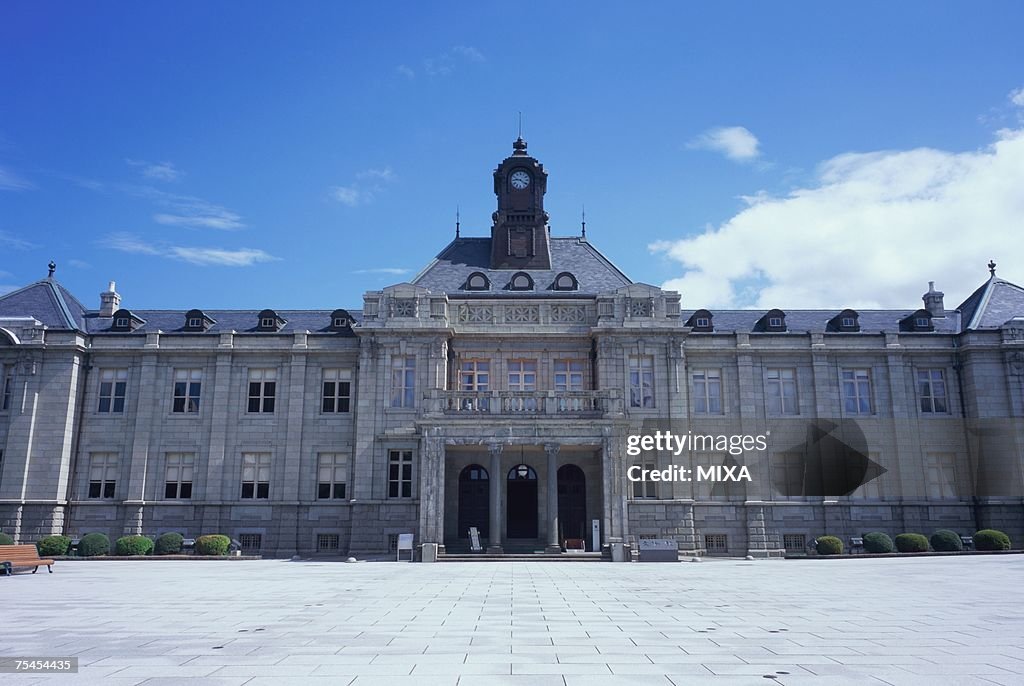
[439, 552, 605, 562]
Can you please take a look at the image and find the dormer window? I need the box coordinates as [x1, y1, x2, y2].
[466, 272, 490, 291]
[553, 272, 578, 291]
[256, 309, 285, 332]
[756, 309, 787, 333]
[329, 309, 353, 331]
[509, 272, 534, 291]
[827, 309, 860, 333]
[183, 309, 215, 332]
[899, 309, 934, 332]
[110, 309, 144, 332]
[686, 309, 714, 332]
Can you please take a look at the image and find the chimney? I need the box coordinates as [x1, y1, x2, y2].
[923, 281, 945, 318]
[99, 281, 121, 318]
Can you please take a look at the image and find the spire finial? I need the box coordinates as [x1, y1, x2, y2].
[989, 259, 997, 276]
[518, 111, 522, 139]
[581, 205, 586, 238]
[456, 206, 461, 238]
[47, 260, 56, 278]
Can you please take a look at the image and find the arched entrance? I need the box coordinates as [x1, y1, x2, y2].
[506, 464, 538, 538]
[557, 464, 587, 544]
[457, 464, 489, 538]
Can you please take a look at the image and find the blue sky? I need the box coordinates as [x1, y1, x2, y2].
[2, 2, 1023, 311]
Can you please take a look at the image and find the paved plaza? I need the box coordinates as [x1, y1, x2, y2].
[3, 556, 1024, 686]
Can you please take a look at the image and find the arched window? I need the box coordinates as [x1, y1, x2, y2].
[553, 272, 578, 291]
[465, 272, 490, 291]
[509, 272, 534, 291]
[257, 309, 284, 332]
[329, 308, 353, 330]
[686, 309, 714, 332]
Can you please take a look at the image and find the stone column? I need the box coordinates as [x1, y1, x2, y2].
[487, 443, 503, 553]
[545, 443, 561, 553]
[123, 347, 159, 535]
[418, 431, 445, 546]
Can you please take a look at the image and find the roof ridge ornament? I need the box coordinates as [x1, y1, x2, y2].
[48, 261, 56, 278]
[989, 259, 997, 276]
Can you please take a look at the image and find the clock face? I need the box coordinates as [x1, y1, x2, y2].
[510, 170, 530, 190]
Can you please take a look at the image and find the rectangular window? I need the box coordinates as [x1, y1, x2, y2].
[164, 453, 195, 499]
[841, 368, 872, 415]
[925, 453, 957, 499]
[390, 356, 416, 408]
[705, 534, 728, 554]
[554, 359, 585, 391]
[766, 368, 798, 415]
[459, 359, 490, 391]
[97, 368, 128, 413]
[918, 369, 948, 414]
[317, 533, 340, 552]
[783, 534, 806, 552]
[1, 367, 11, 411]
[321, 368, 352, 413]
[388, 449, 413, 498]
[507, 359, 537, 391]
[773, 453, 805, 500]
[628, 355, 655, 408]
[631, 462, 657, 499]
[317, 453, 348, 499]
[239, 533, 262, 552]
[88, 453, 117, 499]
[240, 452, 271, 499]
[692, 369, 722, 414]
[172, 369, 202, 413]
[247, 369, 277, 413]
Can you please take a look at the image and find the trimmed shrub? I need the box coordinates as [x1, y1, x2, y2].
[974, 529, 1012, 551]
[154, 532, 184, 555]
[0, 532, 13, 545]
[862, 532, 894, 554]
[78, 532, 111, 557]
[895, 533, 929, 553]
[815, 535, 843, 555]
[115, 535, 154, 556]
[195, 534, 231, 556]
[930, 529, 963, 552]
[37, 535, 71, 556]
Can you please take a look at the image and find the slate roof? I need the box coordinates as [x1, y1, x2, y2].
[412, 236, 632, 295]
[82, 310, 362, 335]
[956, 276, 1024, 330]
[0, 278, 87, 330]
[681, 309, 962, 334]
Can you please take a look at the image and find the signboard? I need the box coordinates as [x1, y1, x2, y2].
[638, 538, 678, 562]
[468, 527, 482, 552]
[397, 533, 414, 561]
[591, 519, 600, 553]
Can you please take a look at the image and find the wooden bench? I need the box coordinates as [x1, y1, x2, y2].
[0, 544, 55, 575]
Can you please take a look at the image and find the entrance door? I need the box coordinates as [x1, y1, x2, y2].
[506, 464, 538, 538]
[457, 464, 489, 538]
[557, 464, 587, 545]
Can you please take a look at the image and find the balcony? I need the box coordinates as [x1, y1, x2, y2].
[425, 390, 622, 418]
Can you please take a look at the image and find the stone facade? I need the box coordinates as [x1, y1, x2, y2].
[1, 141, 1023, 558]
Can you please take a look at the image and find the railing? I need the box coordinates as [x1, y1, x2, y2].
[429, 390, 621, 417]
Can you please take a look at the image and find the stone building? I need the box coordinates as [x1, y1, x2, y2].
[1, 138, 1023, 557]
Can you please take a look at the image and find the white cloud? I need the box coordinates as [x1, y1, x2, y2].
[167, 246, 277, 267]
[103, 233, 277, 267]
[67, 259, 91, 269]
[329, 166, 396, 206]
[126, 159, 183, 182]
[0, 230, 38, 250]
[329, 185, 368, 207]
[1011, 87, 1024, 108]
[402, 45, 485, 78]
[652, 125, 1024, 310]
[122, 186, 245, 230]
[687, 126, 761, 161]
[0, 166, 34, 191]
[353, 267, 410, 275]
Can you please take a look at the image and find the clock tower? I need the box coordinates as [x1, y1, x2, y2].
[489, 136, 551, 270]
